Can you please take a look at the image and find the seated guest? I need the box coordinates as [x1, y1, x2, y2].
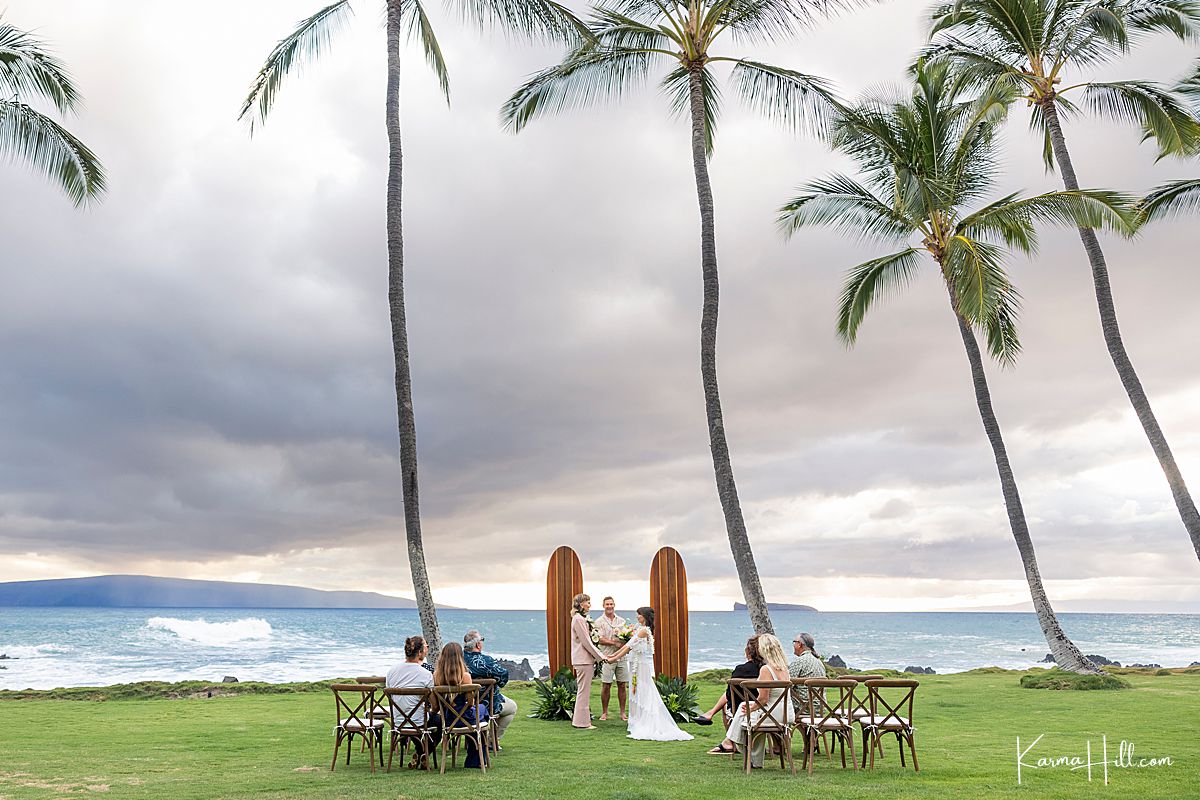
[788, 631, 827, 715]
[707, 634, 795, 767]
[433, 642, 490, 769]
[462, 629, 518, 746]
[386, 635, 438, 770]
[695, 635, 763, 726]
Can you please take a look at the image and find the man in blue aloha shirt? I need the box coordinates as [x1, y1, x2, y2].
[462, 630, 518, 744]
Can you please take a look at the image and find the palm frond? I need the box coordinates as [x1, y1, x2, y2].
[238, 0, 354, 132]
[449, 0, 592, 43]
[1081, 80, 1200, 158]
[729, 59, 840, 136]
[501, 46, 655, 132]
[662, 64, 721, 156]
[1175, 57, 1200, 108]
[834, 248, 925, 345]
[0, 98, 106, 205]
[403, 0, 451, 103]
[777, 173, 916, 242]
[958, 188, 1138, 246]
[1124, 0, 1200, 40]
[715, 0, 838, 43]
[1135, 177, 1200, 223]
[943, 234, 1022, 363]
[0, 18, 80, 113]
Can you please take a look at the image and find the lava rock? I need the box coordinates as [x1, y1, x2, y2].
[902, 666, 936, 675]
[1190, 661, 1200, 668]
[1128, 663, 1162, 669]
[0, 654, 11, 660]
[497, 658, 535, 681]
[1085, 655, 1121, 667]
[826, 654, 847, 669]
[1039, 653, 1055, 663]
[538, 665, 550, 679]
[222, 676, 239, 683]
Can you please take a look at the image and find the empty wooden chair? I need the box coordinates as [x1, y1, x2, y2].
[843, 675, 886, 759]
[383, 687, 438, 772]
[797, 678, 858, 775]
[330, 684, 385, 772]
[431, 684, 489, 774]
[736, 679, 796, 774]
[861, 679, 919, 771]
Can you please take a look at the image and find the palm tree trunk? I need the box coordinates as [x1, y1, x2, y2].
[948, 291, 1098, 673]
[686, 63, 773, 636]
[386, 0, 442, 659]
[1042, 99, 1200, 563]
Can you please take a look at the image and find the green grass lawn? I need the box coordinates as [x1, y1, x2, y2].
[0, 670, 1197, 799]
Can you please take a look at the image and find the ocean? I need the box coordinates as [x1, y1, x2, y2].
[2, 608, 1198, 690]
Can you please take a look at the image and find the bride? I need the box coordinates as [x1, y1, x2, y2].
[607, 606, 693, 742]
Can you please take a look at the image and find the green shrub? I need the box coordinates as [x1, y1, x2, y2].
[652, 675, 700, 723]
[687, 668, 732, 683]
[530, 667, 577, 720]
[1155, 669, 1172, 676]
[1019, 670, 1132, 691]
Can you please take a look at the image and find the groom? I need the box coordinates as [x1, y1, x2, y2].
[570, 593, 608, 730]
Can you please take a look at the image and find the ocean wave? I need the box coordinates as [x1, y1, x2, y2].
[0, 643, 73, 658]
[145, 617, 273, 646]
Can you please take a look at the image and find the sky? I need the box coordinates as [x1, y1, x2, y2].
[3, 0, 1200, 613]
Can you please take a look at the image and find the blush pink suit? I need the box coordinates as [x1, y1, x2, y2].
[571, 614, 605, 728]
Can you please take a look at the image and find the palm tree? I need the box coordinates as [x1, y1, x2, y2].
[779, 62, 1135, 672]
[1136, 177, 1200, 222]
[502, 0, 844, 635]
[0, 17, 105, 205]
[923, 0, 1200, 564]
[239, 0, 583, 658]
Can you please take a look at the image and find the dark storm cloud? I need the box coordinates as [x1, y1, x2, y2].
[1, 0, 1198, 606]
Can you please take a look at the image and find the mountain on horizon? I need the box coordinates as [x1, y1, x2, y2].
[0, 575, 459, 609]
[733, 601, 818, 612]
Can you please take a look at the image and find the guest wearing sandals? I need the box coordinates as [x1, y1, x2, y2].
[695, 636, 763, 727]
[386, 636, 439, 769]
[433, 642, 491, 769]
[707, 634, 795, 768]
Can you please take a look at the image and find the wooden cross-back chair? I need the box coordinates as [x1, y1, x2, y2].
[474, 678, 499, 752]
[382, 687, 438, 772]
[843, 674, 887, 759]
[330, 684, 385, 771]
[431, 684, 488, 774]
[798, 678, 858, 775]
[354, 676, 389, 739]
[736, 680, 796, 775]
[721, 678, 748, 731]
[861, 679, 920, 771]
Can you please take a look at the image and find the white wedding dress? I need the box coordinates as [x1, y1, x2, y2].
[625, 628, 693, 741]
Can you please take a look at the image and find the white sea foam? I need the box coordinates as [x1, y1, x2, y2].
[145, 617, 273, 646]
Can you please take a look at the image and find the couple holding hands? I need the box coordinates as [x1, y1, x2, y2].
[569, 593, 691, 742]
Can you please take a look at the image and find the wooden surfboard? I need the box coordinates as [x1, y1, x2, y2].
[545, 546, 584, 678]
[649, 546, 688, 681]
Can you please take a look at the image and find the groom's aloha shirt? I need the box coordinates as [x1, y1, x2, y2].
[594, 613, 627, 658]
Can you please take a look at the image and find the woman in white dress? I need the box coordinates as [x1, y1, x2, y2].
[707, 633, 794, 767]
[606, 607, 693, 742]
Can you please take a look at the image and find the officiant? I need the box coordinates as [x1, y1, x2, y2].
[595, 596, 630, 722]
[570, 593, 607, 729]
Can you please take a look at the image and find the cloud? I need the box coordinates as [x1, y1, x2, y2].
[1, 0, 1198, 611]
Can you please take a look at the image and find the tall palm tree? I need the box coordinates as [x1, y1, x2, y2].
[779, 62, 1135, 672]
[502, 0, 844, 635]
[0, 17, 105, 205]
[924, 0, 1200, 564]
[239, 0, 583, 658]
[1136, 62, 1200, 224]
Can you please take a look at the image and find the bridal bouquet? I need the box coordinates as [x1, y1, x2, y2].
[615, 622, 636, 643]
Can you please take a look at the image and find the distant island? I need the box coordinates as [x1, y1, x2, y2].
[734, 601, 818, 612]
[0, 575, 459, 609]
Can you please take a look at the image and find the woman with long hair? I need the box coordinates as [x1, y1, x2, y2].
[708, 633, 794, 766]
[432, 642, 490, 768]
[607, 606, 693, 741]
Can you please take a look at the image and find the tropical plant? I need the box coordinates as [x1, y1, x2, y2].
[652, 673, 700, 722]
[1136, 177, 1200, 222]
[0, 16, 105, 205]
[924, 0, 1200, 564]
[531, 666, 578, 720]
[238, 0, 584, 658]
[502, 0, 847, 635]
[779, 62, 1136, 673]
